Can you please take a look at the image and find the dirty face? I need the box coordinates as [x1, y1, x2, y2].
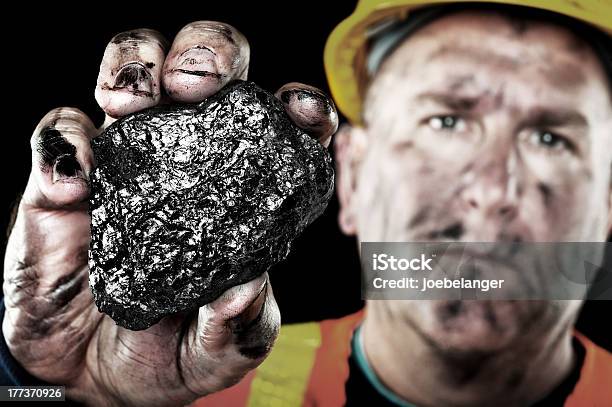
[337, 11, 612, 351]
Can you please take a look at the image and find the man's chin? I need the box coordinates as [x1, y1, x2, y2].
[411, 300, 546, 353]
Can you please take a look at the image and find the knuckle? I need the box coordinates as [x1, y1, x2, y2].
[4, 267, 89, 340]
[180, 21, 242, 40]
[38, 107, 91, 128]
[31, 107, 93, 146]
[110, 28, 165, 44]
[4, 261, 40, 300]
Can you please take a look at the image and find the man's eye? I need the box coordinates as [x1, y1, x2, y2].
[528, 130, 574, 152]
[427, 115, 467, 132]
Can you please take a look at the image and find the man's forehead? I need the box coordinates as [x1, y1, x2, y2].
[415, 9, 587, 41]
[371, 11, 604, 103]
[423, 42, 588, 94]
[388, 10, 592, 65]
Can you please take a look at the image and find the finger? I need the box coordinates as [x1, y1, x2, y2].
[206, 273, 269, 323]
[24, 107, 97, 208]
[179, 274, 280, 393]
[95, 29, 168, 125]
[163, 21, 249, 103]
[275, 82, 339, 147]
[225, 278, 280, 360]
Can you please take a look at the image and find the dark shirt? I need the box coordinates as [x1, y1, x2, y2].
[344, 328, 586, 407]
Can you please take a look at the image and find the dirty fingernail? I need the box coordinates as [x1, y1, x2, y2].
[171, 46, 221, 78]
[229, 282, 268, 333]
[52, 154, 84, 183]
[113, 63, 154, 96]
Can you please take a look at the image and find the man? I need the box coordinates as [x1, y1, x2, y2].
[2, 1, 611, 407]
[198, 1, 612, 406]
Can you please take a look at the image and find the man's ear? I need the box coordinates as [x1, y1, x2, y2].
[334, 124, 368, 235]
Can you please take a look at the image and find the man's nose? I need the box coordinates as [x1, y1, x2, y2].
[459, 154, 519, 220]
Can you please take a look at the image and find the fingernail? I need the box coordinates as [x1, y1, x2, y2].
[170, 46, 222, 79]
[113, 63, 153, 96]
[278, 88, 337, 140]
[52, 154, 84, 183]
[229, 282, 267, 333]
[280, 88, 333, 114]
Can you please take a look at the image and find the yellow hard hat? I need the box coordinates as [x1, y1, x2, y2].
[324, 0, 612, 124]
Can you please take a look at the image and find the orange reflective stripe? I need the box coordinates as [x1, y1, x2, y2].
[565, 332, 612, 406]
[304, 310, 365, 407]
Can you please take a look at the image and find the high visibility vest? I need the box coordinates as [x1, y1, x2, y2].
[191, 310, 612, 407]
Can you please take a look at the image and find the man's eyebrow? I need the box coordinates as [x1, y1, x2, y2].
[415, 92, 486, 111]
[522, 108, 588, 128]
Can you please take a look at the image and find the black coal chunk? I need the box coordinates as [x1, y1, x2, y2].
[88, 81, 334, 330]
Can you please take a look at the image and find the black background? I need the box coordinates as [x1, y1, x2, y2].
[2, 3, 610, 351]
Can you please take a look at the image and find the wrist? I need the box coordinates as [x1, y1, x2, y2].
[65, 372, 121, 407]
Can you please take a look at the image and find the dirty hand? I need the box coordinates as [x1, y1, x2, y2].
[3, 22, 337, 406]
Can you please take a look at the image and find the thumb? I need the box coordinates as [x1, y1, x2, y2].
[198, 272, 278, 354]
[208, 273, 269, 324]
[178, 273, 280, 395]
